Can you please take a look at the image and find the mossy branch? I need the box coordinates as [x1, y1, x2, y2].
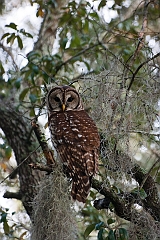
[31, 120, 56, 166]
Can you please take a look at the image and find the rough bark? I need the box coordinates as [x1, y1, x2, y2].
[0, 97, 44, 218]
[33, 0, 69, 53]
[0, 0, 69, 220]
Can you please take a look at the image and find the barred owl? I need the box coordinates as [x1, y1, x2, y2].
[47, 86, 100, 203]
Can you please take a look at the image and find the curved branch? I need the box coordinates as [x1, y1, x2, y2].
[91, 174, 160, 222]
[91, 178, 133, 221]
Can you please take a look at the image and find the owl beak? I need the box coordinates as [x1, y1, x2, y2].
[62, 104, 66, 111]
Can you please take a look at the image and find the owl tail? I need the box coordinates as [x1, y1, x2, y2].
[71, 174, 92, 203]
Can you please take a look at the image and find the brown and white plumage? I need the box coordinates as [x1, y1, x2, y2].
[47, 86, 100, 203]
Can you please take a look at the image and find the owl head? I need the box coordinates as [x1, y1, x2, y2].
[47, 86, 84, 112]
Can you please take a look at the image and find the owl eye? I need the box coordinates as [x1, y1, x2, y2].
[54, 96, 60, 102]
[67, 97, 74, 102]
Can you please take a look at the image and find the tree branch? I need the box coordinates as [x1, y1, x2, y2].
[0, 43, 19, 71]
[31, 120, 56, 166]
[33, 0, 69, 53]
[91, 178, 133, 221]
[29, 163, 53, 173]
[3, 191, 22, 200]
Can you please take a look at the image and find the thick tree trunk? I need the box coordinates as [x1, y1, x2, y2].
[0, 0, 69, 220]
[0, 97, 44, 218]
[33, 0, 68, 53]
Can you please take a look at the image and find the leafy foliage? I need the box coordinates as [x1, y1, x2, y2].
[1, 22, 33, 49]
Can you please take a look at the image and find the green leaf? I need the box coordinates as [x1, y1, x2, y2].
[139, 189, 147, 200]
[30, 108, 36, 117]
[115, 0, 123, 6]
[89, 12, 99, 20]
[25, 32, 33, 38]
[59, 12, 71, 25]
[95, 221, 104, 230]
[118, 228, 128, 240]
[60, 37, 68, 49]
[83, 20, 89, 33]
[84, 223, 95, 238]
[19, 88, 29, 102]
[107, 218, 115, 225]
[98, 0, 107, 11]
[0, 62, 5, 75]
[5, 146, 12, 160]
[131, 188, 147, 200]
[0, 212, 7, 223]
[32, 65, 39, 74]
[89, 190, 96, 199]
[84, 61, 91, 71]
[14, 77, 22, 89]
[98, 228, 104, 240]
[19, 29, 33, 38]
[70, 34, 81, 47]
[131, 188, 139, 194]
[108, 230, 116, 240]
[5, 22, 17, 30]
[29, 94, 37, 103]
[3, 220, 10, 235]
[112, 185, 121, 194]
[1, 32, 10, 40]
[27, 51, 41, 61]
[7, 33, 16, 45]
[17, 35, 23, 49]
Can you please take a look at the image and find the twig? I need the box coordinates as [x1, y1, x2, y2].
[0, 146, 40, 184]
[54, 43, 101, 75]
[3, 191, 22, 200]
[129, 0, 150, 65]
[128, 52, 160, 91]
[29, 163, 53, 173]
